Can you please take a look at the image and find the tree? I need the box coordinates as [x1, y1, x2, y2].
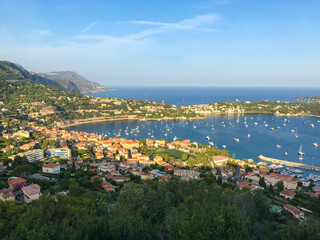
[259, 177, 266, 189]
[182, 153, 188, 161]
[12, 155, 29, 168]
[11, 165, 36, 178]
[276, 180, 284, 192]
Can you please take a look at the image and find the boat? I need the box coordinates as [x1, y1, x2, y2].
[208, 142, 214, 146]
[276, 145, 281, 148]
[234, 138, 240, 142]
[291, 129, 295, 132]
[206, 136, 210, 140]
[285, 152, 288, 155]
[270, 128, 275, 131]
[313, 143, 318, 147]
[248, 134, 251, 138]
[212, 128, 215, 131]
[311, 123, 315, 128]
[222, 145, 226, 148]
[298, 144, 305, 155]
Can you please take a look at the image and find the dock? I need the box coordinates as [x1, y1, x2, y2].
[258, 155, 320, 172]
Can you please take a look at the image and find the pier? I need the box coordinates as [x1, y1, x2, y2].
[258, 155, 320, 172]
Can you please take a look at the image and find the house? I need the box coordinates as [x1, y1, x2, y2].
[212, 156, 229, 167]
[8, 178, 27, 191]
[244, 175, 260, 184]
[174, 169, 200, 180]
[22, 184, 41, 203]
[102, 181, 117, 192]
[95, 152, 104, 159]
[284, 204, 304, 220]
[0, 188, 15, 201]
[42, 163, 61, 174]
[280, 190, 296, 200]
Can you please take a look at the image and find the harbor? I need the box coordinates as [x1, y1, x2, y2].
[258, 155, 320, 172]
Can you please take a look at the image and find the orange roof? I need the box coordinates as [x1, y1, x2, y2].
[8, 178, 26, 185]
[213, 156, 228, 160]
[284, 204, 303, 215]
[281, 189, 296, 197]
[43, 163, 60, 169]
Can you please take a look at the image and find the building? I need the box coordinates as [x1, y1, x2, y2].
[212, 156, 229, 167]
[284, 204, 304, 220]
[0, 188, 15, 201]
[42, 163, 61, 174]
[244, 175, 260, 184]
[265, 173, 298, 190]
[280, 190, 296, 200]
[8, 178, 27, 191]
[24, 149, 44, 162]
[22, 184, 41, 203]
[174, 169, 200, 180]
[46, 148, 71, 159]
[102, 181, 117, 192]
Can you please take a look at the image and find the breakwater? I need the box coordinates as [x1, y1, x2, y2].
[258, 155, 320, 172]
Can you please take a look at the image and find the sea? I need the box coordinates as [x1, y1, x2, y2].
[70, 86, 320, 179]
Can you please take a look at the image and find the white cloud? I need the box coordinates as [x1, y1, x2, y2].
[78, 14, 220, 45]
[81, 22, 97, 34]
[35, 29, 52, 36]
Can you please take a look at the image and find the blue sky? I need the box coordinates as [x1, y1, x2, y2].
[0, 0, 319, 87]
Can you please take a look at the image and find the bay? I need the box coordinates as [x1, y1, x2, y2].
[71, 87, 320, 178]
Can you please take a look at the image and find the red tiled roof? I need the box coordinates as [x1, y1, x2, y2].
[281, 189, 296, 197]
[8, 178, 26, 186]
[43, 163, 60, 169]
[284, 204, 303, 216]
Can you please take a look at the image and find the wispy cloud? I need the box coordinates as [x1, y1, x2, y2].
[35, 29, 52, 36]
[199, 0, 230, 9]
[129, 14, 219, 30]
[78, 14, 220, 44]
[81, 22, 97, 34]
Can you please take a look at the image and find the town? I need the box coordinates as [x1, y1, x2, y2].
[1, 115, 319, 225]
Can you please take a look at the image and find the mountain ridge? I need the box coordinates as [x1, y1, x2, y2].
[40, 71, 110, 93]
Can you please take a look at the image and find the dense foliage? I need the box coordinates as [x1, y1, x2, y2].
[2, 179, 320, 240]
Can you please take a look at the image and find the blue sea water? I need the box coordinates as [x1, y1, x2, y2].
[88, 86, 320, 106]
[72, 87, 320, 178]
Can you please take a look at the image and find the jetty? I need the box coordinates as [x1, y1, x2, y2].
[258, 155, 320, 172]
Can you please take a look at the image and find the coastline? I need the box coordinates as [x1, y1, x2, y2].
[61, 115, 205, 128]
[60, 111, 320, 128]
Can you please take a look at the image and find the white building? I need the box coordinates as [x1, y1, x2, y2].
[9, 149, 44, 163]
[42, 163, 61, 174]
[46, 148, 71, 159]
[24, 149, 44, 162]
[212, 156, 229, 167]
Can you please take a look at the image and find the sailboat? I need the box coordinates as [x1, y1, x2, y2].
[297, 144, 305, 157]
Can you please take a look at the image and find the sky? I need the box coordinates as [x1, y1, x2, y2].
[0, 0, 319, 87]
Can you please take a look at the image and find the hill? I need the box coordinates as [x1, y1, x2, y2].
[40, 71, 109, 93]
[0, 61, 65, 90]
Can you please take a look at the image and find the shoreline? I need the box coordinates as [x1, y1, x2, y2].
[61, 116, 205, 128]
[60, 111, 320, 128]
